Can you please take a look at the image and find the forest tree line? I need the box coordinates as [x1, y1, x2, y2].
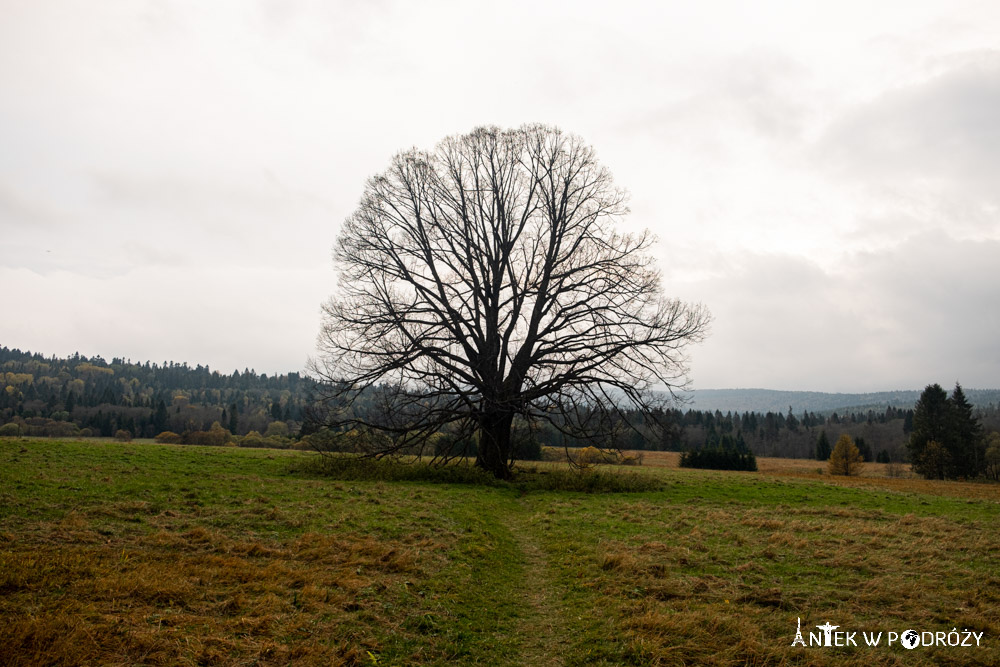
[2, 347, 998, 472]
[0, 346, 311, 440]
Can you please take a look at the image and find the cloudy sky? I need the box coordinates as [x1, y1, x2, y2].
[2, 0, 999, 392]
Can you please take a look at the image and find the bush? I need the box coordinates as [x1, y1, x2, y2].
[576, 446, 618, 466]
[680, 447, 757, 471]
[985, 432, 1000, 482]
[114, 429, 133, 442]
[154, 431, 182, 444]
[181, 423, 231, 447]
[0, 422, 22, 437]
[511, 431, 542, 461]
[301, 428, 391, 454]
[620, 451, 644, 466]
[296, 455, 664, 493]
[237, 431, 270, 448]
[432, 433, 478, 458]
[43, 421, 80, 437]
[265, 421, 289, 438]
[299, 455, 498, 485]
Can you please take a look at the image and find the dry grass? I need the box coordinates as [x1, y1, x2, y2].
[583, 504, 1000, 666]
[629, 450, 1000, 501]
[4, 439, 999, 666]
[0, 516, 441, 666]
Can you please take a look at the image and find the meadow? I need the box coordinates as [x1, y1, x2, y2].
[1, 439, 997, 666]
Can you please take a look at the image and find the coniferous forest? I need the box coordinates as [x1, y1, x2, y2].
[0, 346, 311, 442]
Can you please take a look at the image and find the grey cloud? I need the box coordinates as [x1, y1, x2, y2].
[686, 233, 1000, 391]
[849, 232, 1000, 372]
[816, 52, 1000, 210]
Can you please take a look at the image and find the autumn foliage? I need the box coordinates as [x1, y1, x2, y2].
[828, 434, 865, 476]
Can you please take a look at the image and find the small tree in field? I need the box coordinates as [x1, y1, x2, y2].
[828, 434, 864, 476]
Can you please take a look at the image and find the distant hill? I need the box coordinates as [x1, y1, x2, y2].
[686, 388, 1000, 415]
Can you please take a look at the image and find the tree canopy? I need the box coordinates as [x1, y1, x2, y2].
[312, 124, 710, 478]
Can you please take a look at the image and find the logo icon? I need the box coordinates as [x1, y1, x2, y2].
[901, 630, 920, 649]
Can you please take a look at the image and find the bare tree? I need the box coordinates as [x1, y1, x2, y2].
[311, 124, 710, 479]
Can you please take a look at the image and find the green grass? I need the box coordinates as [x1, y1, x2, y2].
[1, 438, 998, 666]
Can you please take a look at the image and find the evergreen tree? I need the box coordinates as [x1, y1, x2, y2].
[228, 402, 239, 435]
[815, 430, 831, 461]
[908, 384, 952, 479]
[948, 384, 984, 478]
[854, 436, 872, 462]
[906, 383, 986, 479]
[153, 400, 168, 433]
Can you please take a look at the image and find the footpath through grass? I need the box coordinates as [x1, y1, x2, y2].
[1, 439, 998, 666]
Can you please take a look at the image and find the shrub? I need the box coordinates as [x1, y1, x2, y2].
[432, 432, 478, 458]
[114, 429, 133, 442]
[984, 432, 1000, 481]
[297, 455, 663, 493]
[576, 446, 617, 466]
[237, 431, 270, 448]
[300, 455, 498, 485]
[265, 421, 289, 438]
[0, 422, 22, 437]
[540, 446, 566, 462]
[680, 447, 757, 471]
[620, 451, 644, 466]
[43, 421, 80, 437]
[301, 428, 391, 454]
[511, 428, 542, 461]
[181, 424, 230, 447]
[154, 430, 182, 444]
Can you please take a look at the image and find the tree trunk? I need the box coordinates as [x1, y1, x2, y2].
[476, 411, 515, 479]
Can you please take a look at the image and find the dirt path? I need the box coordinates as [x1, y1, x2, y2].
[504, 510, 571, 667]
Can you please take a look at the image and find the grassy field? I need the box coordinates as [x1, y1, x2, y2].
[1, 439, 998, 666]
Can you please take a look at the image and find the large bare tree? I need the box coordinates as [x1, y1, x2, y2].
[311, 124, 710, 479]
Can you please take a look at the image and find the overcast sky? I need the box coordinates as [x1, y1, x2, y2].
[2, 0, 999, 392]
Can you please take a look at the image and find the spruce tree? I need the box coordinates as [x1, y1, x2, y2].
[816, 430, 831, 461]
[909, 384, 951, 478]
[855, 436, 873, 463]
[228, 403, 239, 435]
[948, 384, 984, 478]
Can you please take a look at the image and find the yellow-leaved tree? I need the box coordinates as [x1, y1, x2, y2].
[828, 434, 865, 476]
